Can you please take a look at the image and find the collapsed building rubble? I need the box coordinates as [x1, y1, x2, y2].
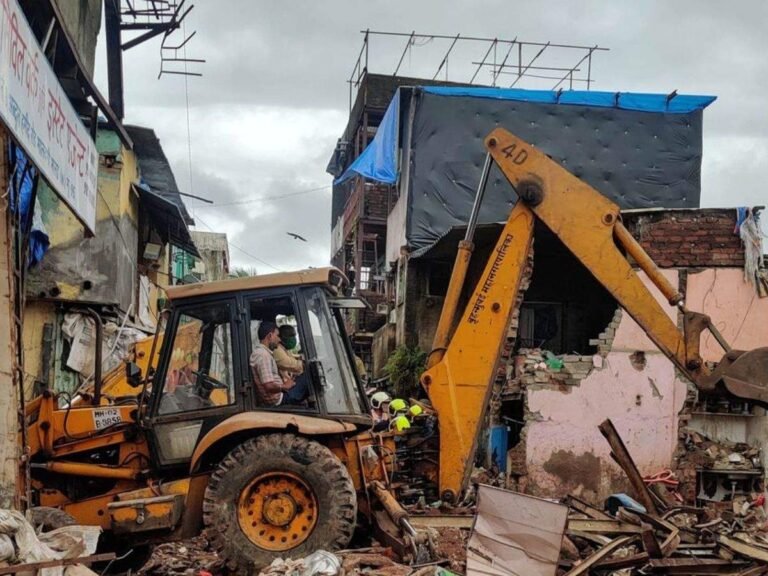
[559, 419, 768, 575]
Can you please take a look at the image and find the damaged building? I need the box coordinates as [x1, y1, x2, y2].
[328, 75, 768, 507]
[23, 123, 198, 399]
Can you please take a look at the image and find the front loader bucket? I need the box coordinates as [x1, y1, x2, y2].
[700, 347, 768, 404]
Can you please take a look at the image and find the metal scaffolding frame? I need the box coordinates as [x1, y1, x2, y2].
[347, 30, 609, 109]
[104, 0, 205, 118]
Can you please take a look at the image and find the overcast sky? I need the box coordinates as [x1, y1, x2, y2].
[94, 0, 768, 272]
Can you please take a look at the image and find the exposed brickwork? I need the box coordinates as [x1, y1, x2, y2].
[625, 209, 744, 268]
[363, 183, 393, 220]
[589, 309, 623, 355]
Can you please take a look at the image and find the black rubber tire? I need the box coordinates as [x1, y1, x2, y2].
[28, 506, 76, 532]
[202, 434, 357, 574]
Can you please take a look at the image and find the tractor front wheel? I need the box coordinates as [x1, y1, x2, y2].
[202, 434, 357, 573]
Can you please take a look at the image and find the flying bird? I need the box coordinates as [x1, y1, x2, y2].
[286, 232, 307, 242]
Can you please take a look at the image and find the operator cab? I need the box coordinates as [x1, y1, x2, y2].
[144, 268, 370, 468]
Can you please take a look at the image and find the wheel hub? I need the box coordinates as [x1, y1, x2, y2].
[237, 471, 318, 551]
[262, 493, 297, 527]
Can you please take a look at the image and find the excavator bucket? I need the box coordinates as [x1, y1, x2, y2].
[700, 347, 768, 404]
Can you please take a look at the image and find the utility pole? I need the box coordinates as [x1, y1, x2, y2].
[0, 128, 21, 509]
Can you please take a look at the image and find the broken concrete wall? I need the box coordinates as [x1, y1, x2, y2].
[26, 129, 139, 311]
[515, 256, 768, 504]
[517, 271, 688, 502]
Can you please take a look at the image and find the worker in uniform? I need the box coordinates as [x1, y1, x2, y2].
[388, 398, 411, 433]
[370, 391, 392, 431]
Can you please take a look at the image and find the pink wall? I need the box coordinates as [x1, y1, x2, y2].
[524, 352, 687, 502]
[685, 268, 768, 361]
[521, 267, 767, 502]
[612, 270, 679, 352]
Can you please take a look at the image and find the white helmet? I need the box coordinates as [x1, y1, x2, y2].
[370, 391, 391, 410]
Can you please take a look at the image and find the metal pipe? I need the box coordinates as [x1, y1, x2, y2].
[427, 155, 493, 368]
[465, 154, 492, 241]
[613, 222, 683, 306]
[78, 308, 103, 404]
[707, 321, 733, 354]
[358, 30, 610, 51]
[370, 481, 414, 534]
[32, 461, 139, 480]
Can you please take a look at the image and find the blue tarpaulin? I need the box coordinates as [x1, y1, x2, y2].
[334, 92, 400, 185]
[333, 87, 716, 187]
[423, 86, 717, 114]
[9, 145, 49, 268]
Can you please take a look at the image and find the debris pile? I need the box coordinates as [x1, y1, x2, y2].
[677, 430, 762, 472]
[0, 509, 103, 576]
[139, 536, 223, 575]
[558, 419, 768, 574]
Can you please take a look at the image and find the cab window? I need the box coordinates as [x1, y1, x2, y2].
[305, 289, 366, 415]
[246, 295, 317, 410]
[158, 301, 236, 415]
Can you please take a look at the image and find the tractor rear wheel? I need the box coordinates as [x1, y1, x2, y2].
[202, 434, 357, 573]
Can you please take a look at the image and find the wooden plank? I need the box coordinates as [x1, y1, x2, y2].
[634, 510, 681, 557]
[596, 552, 649, 570]
[736, 566, 768, 576]
[599, 418, 660, 515]
[567, 518, 642, 534]
[565, 494, 613, 521]
[0, 553, 116, 575]
[648, 557, 748, 574]
[719, 535, 768, 563]
[641, 522, 663, 558]
[563, 536, 634, 576]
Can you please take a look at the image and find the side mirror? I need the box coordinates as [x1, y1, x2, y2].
[126, 361, 142, 388]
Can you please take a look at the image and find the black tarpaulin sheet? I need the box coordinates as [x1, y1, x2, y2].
[406, 91, 708, 253]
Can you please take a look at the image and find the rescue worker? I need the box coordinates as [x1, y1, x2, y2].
[388, 398, 408, 417]
[388, 398, 410, 433]
[370, 391, 392, 431]
[389, 413, 411, 433]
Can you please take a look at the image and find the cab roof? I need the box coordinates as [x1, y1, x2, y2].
[165, 267, 348, 301]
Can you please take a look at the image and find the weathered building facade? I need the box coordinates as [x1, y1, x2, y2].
[502, 208, 767, 503]
[0, 0, 123, 506]
[23, 124, 197, 398]
[328, 76, 768, 506]
[188, 231, 230, 282]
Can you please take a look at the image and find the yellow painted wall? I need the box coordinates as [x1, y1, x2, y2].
[22, 301, 56, 398]
[23, 131, 141, 397]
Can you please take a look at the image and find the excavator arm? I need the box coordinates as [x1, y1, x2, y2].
[422, 127, 768, 502]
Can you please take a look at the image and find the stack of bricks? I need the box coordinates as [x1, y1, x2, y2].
[588, 308, 623, 355]
[624, 209, 744, 268]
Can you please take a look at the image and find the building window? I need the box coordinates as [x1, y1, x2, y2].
[427, 262, 452, 297]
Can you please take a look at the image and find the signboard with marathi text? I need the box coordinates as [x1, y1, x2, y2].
[0, 0, 98, 233]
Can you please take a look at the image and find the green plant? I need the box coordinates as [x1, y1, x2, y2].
[383, 345, 427, 398]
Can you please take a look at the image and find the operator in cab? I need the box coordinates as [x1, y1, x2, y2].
[251, 321, 296, 406]
[274, 324, 307, 403]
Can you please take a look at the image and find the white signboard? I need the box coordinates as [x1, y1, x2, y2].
[0, 0, 98, 233]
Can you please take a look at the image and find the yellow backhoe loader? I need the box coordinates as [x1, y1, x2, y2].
[23, 128, 768, 572]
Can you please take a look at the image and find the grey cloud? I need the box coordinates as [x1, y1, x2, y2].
[97, 0, 768, 271]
